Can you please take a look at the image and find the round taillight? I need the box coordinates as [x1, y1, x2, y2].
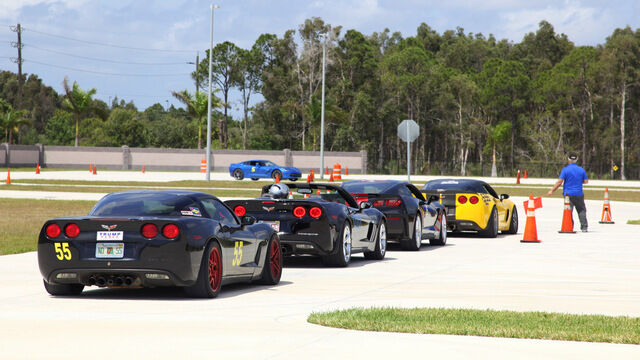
[163, 224, 180, 239]
[141, 223, 158, 238]
[234, 205, 246, 217]
[309, 207, 322, 219]
[64, 223, 80, 238]
[293, 206, 306, 218]
[469, 196, 479, 204]
[46, 224, 61, 238]
[458, 195, 468, 204]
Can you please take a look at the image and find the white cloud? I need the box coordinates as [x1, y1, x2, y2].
[0, 0, 88, 20]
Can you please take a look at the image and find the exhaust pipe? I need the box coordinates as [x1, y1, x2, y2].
[96, 276, 106, 287]
[87, 276, 96, 286]
[115, 277, 123, 286]
[106, 277, 115, 286]
[124, 277, 133, 286]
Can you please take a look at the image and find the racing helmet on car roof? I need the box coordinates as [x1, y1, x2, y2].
[268, 183, 290, 199]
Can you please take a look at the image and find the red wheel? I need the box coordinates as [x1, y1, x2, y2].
[259, 235, 282, 285]
[208, 245, 222, 292]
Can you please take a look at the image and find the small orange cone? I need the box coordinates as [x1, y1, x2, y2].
[317, 188, 321, 195]
[93, 166, 97, 175]
[89, 163, 93, 173]
[558, 194, 576, 233]
[516, 169, 521, 184]
[599, 188, 615, 224]
[6, 168, 10, 185]
[345, 167, 349, 176]
[288, 191, 294, 199]
[275, 173, 280, 183]
[142, 165, 146, 174]
[306, 174, 311, 184]
[329, 171, 334, 182]
[521, 195, 542, 243]
[524, 169, 527, 179]
[325, 166, 329, 175]
[36, 163, 40, 174]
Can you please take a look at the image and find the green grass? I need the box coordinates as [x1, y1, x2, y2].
[0, 199, 95, 255]
[627, 220, 640, 225]
[308, 307, 640, 344]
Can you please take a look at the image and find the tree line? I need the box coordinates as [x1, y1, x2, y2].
[1, 19, 639, 179]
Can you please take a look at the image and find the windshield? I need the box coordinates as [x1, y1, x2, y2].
[264, 161, 277, 167]
[91, 192, 199, 217]
[342, 181, 394, 194]
[422, 180, 485, 193]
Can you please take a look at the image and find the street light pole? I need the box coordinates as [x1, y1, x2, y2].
[206, 4, 219, 181]
[319, 34, 326, 179]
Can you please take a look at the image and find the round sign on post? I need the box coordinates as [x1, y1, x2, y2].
[397, 119, 419, 182]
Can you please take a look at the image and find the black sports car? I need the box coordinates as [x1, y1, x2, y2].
[342, 180, 447, 250]
[225, 183, 386, 267]
[37, 190, 282, 298]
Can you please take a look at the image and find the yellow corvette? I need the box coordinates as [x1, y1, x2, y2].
[421, 179, 517, 237]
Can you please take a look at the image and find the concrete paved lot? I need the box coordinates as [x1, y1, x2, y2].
[1, 173, 639, 359]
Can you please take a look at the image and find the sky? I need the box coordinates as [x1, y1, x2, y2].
[0, 0, 638, 115]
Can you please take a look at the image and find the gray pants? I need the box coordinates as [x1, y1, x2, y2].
[569, 195, 588, 231]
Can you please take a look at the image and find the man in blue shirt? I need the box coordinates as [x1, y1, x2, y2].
[547, 154, 589, 232]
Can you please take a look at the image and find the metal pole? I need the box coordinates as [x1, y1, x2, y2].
[319, 34, 326, 179]
[407, 124, 410, 182]
[206, 5, 219, 181]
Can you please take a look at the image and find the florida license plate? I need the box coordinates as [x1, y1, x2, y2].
[262, 221, 280, 232]
[96, 243, 124, 258]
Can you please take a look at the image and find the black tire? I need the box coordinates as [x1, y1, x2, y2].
[364, 220, 387, 260]
[43, 280, 84, 296]
[480, 207, 498, 238]
[232, 169, 244, 180]
[322, 222, 351, 267]
[184, 241, 223, 298]
[257, 235, 283, 285]
[271, 170, 283, 180]
[251, 178, 259, 181]
[430, 212, 447, 246]
[505, 207, 518, 234]
[290, 178, 299, 182]
[401, 213, 422, 251]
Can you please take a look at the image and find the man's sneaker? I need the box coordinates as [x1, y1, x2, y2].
[581, 229, 588, 232]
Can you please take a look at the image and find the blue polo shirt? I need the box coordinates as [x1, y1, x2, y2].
[559, 163, 588, 196]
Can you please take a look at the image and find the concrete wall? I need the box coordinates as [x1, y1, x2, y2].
[1, 144, 367, 173]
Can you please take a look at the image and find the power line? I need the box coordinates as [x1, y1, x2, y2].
[25, 59, 191, 77]
[25, 43, 190, 65]
[24, 27, 196, 53]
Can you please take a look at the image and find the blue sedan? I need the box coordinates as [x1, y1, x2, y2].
[229, 160, 301, 181]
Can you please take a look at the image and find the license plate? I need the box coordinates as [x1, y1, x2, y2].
[262, 221, 280, 232]
[97, 231, 123, 241]
[96, 243, 124, 258]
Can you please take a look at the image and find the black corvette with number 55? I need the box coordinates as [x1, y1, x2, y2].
[225, 183, 387, 267]
[37, 190, 282, 298]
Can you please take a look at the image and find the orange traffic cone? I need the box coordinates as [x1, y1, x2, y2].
[317, 188, 321, 195]
[93, 166, 97, 175]
[524, 169, 527, 179]
[558, 194, 576, 233]
[599, 188, 615, 224]
[5, 168, 10, 185]
[329, 171, 334, 182]
[288, 191, 294, 199]
[275, 173, 280, 183]
[36, 163, 40, 174]
[306, 174, 311, 184]
[325, 166, 329, 175]
[89, 163, 93, 173]
[142, 165, 145, 174]
[345, 167, 349, 176]
[516, 169, 521, 184]
[521, 195, 542, 243]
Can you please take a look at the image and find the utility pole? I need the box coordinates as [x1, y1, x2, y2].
[195, 52, 199, 95]
[10, 23, 23, 109]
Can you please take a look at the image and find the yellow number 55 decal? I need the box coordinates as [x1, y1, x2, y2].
[232, 241, 243, 266]
[54, 242, 71, 260]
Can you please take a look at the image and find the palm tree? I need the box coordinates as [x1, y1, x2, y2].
[63, 77, 97, 147]
[0, 99, 30, 144]
[171, 89, 221, 149]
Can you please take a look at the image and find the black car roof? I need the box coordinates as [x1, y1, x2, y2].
[103, 190, 216, 199]
[422, 178, 489, 192]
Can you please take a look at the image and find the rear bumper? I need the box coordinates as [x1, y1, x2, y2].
[43, 268, 193, 288]
[278, 231, 335, 256]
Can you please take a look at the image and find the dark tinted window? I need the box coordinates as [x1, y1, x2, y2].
[200, 198, 237, 225]
[423, 180, 485, 193]
[91, 193, 199, 217]
[342, 181, 395, 194]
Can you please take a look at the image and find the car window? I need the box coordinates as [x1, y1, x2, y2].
[265, 161, 277, 167]
[200, 198, 238, 225]
[91, 193, 200, 217]
[483, 185, 499, 199]
[397, 186, 412, 197]
[405, 184, 426, 200]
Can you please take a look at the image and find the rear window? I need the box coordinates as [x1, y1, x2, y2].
[422, 180, 485, 193]
[342, 182, 394, 194]
[91, 193, 199, 217]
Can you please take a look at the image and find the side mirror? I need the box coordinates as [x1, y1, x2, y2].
[500, 194, 510, 200]
[241, 215, 256, 226]
[427, 194, 439, 204]
[359, 201, 372, 210]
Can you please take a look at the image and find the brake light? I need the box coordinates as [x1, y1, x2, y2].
[162, 224, 180, 239]
[64, 223, 80, 238]
[234, 205, 247, 217]
[385, 199, 402, 207]
[372, 200, 385, 207]
[309, 207, 322, 218]
[293, 206, 306, 218]
[469, 196, 479, 204]
[46, 224, 61, 238]
[458, 195, 467, 204]
[141, 223, 158, 238]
